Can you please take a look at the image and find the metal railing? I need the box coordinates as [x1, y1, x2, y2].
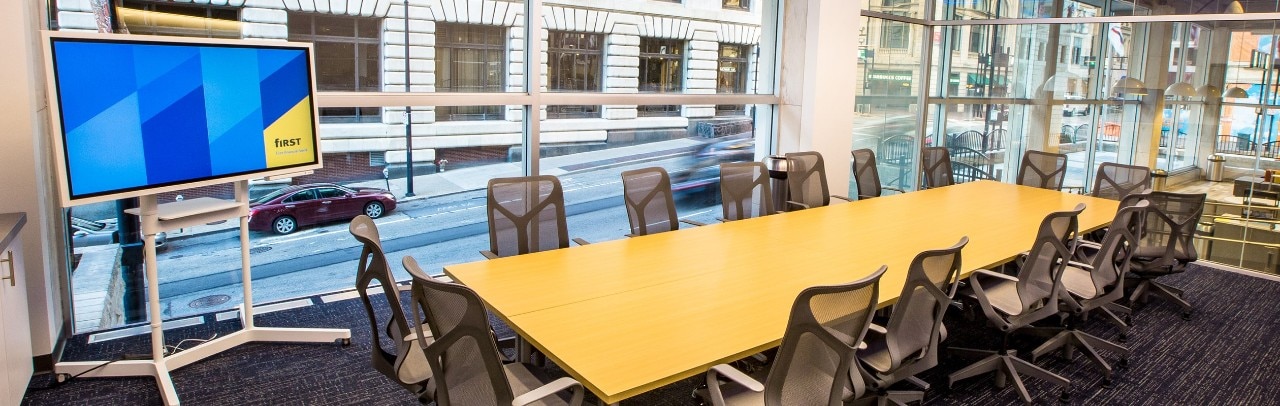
[1214, 136, 1280, 159]
[1196, 201, 1280, 275]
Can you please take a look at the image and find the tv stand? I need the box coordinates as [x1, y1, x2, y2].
[54, 180, 351, 405]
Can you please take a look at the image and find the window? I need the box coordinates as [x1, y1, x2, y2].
[723, 0, 749, 10]
[118, 0, 240, 38]
[547, 31, 603, 119]
[316, 188, 346, 199]
[638, 38, 685, 117]
[881, 20, 909, 49]
[436, 23, 506, 121]
[969, 25, 987, 53]
[717, 44, 750, 116]
[286, 189, 317, 203]
[288, 13, 382, 123]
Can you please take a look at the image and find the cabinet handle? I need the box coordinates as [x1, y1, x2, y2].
[1, 250, 13, 287]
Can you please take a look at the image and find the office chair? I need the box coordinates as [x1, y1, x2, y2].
[349, 215, 433, 402]
[783, 151, 852, 210]
[857, 238, 967, 406]
[700, 266, 887, 406]
[1016, 150, 1069, 190]
[920, 147, 954, 189]
[403, 257, 585, 406]
[1091, 162, 1151, 201]
[1031, 201, 1148, 387]
[482, 175, 588, 259]
[948, 204, 1085, 404]
[851, 149, 906, 200]
[620, 167, 706, 236]
[720, 161, 775, 221]
[1128, 191, 1206, 320]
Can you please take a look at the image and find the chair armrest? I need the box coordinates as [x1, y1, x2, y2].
[867, 323, 887, 335]
[397, 284, 413, 292]
[785, 200, 810, 211]
[480, 250, 499, 260]
[512, 377, 584, 406]
[680, 218, 709, 227]
[1062, 186, 1086, 194]
[972, 269, 1018, 282]
[572, 238, 591, 246]
[1066, 260, 1094, 270]
[402, 326, 435, 343]
[624, 233, 636, 238]
[706, 364, 764, 406]
[831, 195, 853, 202]
[883, 187, 906, 194]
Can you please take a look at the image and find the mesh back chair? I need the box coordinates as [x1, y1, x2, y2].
[350, 215, 433, 401]
[1091, 162, 1152, 201]
[1016, 150, 1069, 190]
[851, 149, 906, 200]
[921, 147, 955, 189]
[701, 266, 887, 406]
[1128, 191, 1206, 320]
[403, 257, 584, 406]
[720, 162, 775, 221]
[948, 204, 1085, 404]
[483, 175, 586, 259]
[858, 238, 967, 405]
[620, 167, 706, 236]
[1031, 201, 1148, 387]
[784, 151, 852, 210]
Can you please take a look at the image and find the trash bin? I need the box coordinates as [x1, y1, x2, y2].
[1152, 169, 1169, 191]
[1206, 155, 1226, 182]
[766, 155, 790, 211]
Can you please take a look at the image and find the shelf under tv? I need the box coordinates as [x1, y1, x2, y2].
[55, 180, 351, 405]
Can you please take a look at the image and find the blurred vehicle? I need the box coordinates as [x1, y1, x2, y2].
[670, 136, 755, 199]
[248, 183, 397, 234]
[70, 217, 166, 250]
[1062, 95, 1090, 116]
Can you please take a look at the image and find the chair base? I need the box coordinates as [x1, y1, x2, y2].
[947, 350, 1070, 404]
[1031, 328, 1129, 382]
[1130, 278, 1192, 319]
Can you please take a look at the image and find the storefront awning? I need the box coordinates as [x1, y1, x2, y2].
[967, 73, 1007, 86]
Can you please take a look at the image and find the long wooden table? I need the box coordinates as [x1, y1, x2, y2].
[444, 180, 1118, 404]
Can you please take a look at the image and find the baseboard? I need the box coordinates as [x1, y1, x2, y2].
[33, 319, 70, 374]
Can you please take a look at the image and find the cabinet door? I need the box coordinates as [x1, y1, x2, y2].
[0, 238, 31, 404]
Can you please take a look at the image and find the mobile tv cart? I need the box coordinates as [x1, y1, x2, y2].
[54, 180, 351, 405]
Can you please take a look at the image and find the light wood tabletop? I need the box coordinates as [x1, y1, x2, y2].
[444, 180, 1119, 404]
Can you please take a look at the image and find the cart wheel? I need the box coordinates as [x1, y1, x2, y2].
[339, 338, 351, 346]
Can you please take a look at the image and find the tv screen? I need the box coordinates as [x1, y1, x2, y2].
[44, 33, 322, 206]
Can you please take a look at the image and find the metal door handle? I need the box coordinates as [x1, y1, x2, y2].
[322, 201, 331, 204]
[285, 205, 296, 208]
[1, 251, 13, 287]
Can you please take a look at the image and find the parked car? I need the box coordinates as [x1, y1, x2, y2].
[248, 183, 397, 234]
[70, 217, 166, 250]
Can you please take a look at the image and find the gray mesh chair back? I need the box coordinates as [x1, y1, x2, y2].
[405, 257, 516, 406]
[1012, 204, 1084, 322]
[762, 267, 885, 405]
[621, 167, 679, 236]
[1092, 162, 1151, 200]
[1017, 150, 1069, 190]
[877, 238, 966, 373]
[720, 161, 774, 220]
[921, 147, 954, 189]
[486, 175, 570, 258]
[784, 151, 831, 209]
[851, 149, 882, 199]
[1136, 191, 1205, 268]
[350, 216, 430, 397]
[1084, 202, 1148, 299]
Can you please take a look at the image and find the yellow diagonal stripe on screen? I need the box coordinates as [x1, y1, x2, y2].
[262, 96, 316, 168]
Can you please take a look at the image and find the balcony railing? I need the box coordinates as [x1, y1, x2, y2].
[1215, 135, 1280, 159]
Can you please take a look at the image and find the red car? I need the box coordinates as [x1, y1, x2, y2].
[248, 183, 397, 234]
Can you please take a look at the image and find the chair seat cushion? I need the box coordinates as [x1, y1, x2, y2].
[1060, 266, 1098, 299]
[504, 362, 571, 406]
[396, 324, 434, 384]
[979, 277, 1025, 316]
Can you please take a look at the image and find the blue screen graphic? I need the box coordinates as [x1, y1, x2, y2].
[50, 38, 317, 201]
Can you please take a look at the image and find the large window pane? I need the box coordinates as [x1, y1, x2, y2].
[854, 17, 925, 193]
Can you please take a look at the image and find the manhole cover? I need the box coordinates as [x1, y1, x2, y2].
[168, 254, 184, 259]
[189, 294, 231, 309]
[250, 246, 272, 254]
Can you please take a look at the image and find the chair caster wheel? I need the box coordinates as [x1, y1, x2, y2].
[1059, 390, 1071, 403]
[1102, 378, 1113, 389]
[1181, 311, 1192, 321]
[1118, 334, 1127, 344]
[1118, 357, 1128, 369]
[339, 338, 351, 346]
[55, 373, 71, 383]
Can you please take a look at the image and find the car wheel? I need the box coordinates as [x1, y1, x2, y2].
[272, 216, 297, 234]
[364, 201, 385, 219]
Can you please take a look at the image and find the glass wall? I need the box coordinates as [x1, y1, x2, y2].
[58, 0, 773, 332]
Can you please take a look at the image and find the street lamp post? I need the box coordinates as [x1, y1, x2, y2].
[402, 0, 415, 197]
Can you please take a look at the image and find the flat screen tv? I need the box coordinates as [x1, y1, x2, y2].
[42, 32, 323, 206]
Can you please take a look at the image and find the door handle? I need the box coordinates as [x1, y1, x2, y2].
[1, 250, 14, 287]
[285, 205, 296, 209]
[322, 201, 331, 204]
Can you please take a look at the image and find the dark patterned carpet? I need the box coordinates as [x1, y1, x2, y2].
[22, 262, 1280, 405]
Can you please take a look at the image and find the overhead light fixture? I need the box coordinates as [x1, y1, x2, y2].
[1225, 0, 1245, 14]
[1197, 85, 1221, 99]
[1165, 81, 1197, 97]
[1224, 86, 1250, 98]
[1112, 77, 1148, 96]
[1040, 72, 1080, 94]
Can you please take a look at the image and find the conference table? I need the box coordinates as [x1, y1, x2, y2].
[443, 180, 1118, 404]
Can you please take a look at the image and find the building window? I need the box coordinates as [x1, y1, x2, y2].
[117, 0, 240, 38]
[288, 13, 382, 123]
[716, 44, 749, 116]
[638, 38, 685, 117]
[436, 23, 506, 121]
[723, 0, 749, 10]
[881, 20, 909, 49]
[969, 25, 986, 53]
[547, 31, 602, 119]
